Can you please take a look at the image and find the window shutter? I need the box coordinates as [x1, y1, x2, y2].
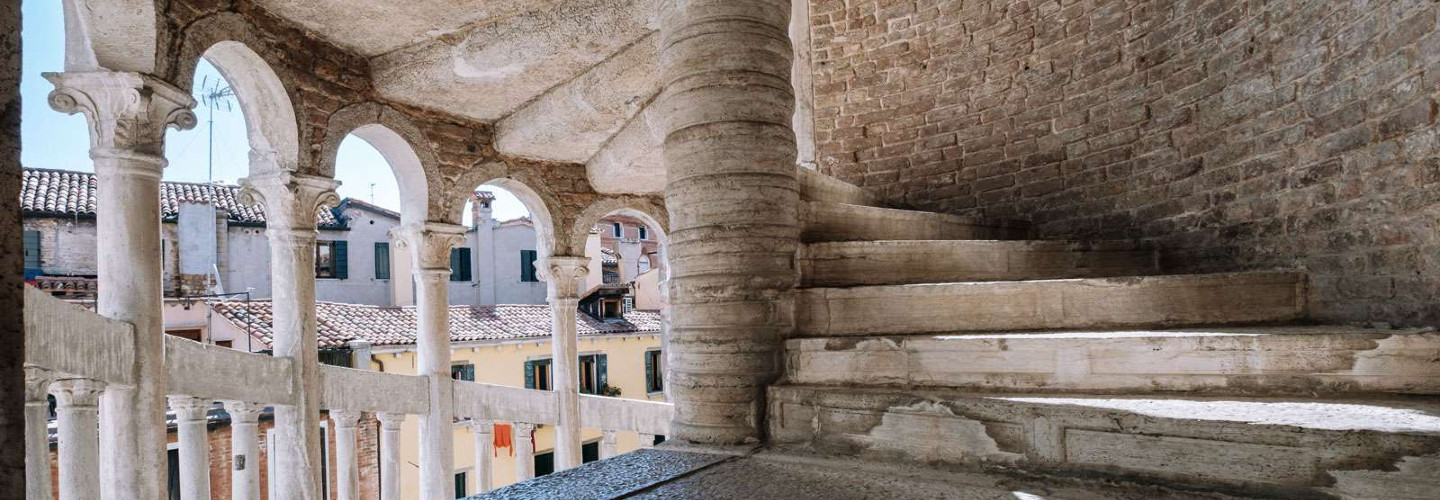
[334, 241, 348, 279]
[374, 242, 390, 280]
[449, 248, 462, 282]
[645, 351, 654, 392]
[23, 231, 41, 270]
[597, 354, 608, 392]
[524, 360, 536, 389]
[520, 250, 537, 282]
[458, 248, 473, 282]
[464, 364, 475, 382]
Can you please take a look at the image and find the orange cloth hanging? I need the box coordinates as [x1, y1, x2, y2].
[493, 423, 514, 457]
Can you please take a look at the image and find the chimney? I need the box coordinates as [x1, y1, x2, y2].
[472, 190, 495, 229]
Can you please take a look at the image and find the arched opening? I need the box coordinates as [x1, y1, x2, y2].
[454, 181, 554, 307]
[198, 41, 298, 174]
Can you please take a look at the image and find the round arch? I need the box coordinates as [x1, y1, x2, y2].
[567, 197, 670, 255]
[200, 41, 300, 173]
[322, 103, 441, 225]
[476, 178, 560, 259]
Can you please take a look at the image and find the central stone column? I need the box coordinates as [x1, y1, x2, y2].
[239, 171, 340, 500]
[168, 396, 213, 500]
[540, 256, 589, 470]
[52, 378, 106, 500]
[46, 71, 197, 498]
[24, 368, 54, 500]
[330, 410, 362, 500]
[223, 401, 265, 500]
[377, 413, 405, 500]
[657, 0, 800, 444]
[393, 222, 467, 500]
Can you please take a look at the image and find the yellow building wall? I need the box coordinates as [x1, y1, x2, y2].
[373, 333, 663, 498]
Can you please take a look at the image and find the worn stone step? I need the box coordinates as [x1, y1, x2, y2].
[785, 325, 1440, 395]
[800, 240, 1160, 287]
[800, 202, 1031, 242]
[798, 167, 882, 207]
[795, 271, 1306, 337]
[769, 385, 1440, 499]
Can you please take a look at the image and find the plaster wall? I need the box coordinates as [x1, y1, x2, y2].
[23, 218, 98, 276]
[316, 207, 398, 306]
[469, 221, 546, 306]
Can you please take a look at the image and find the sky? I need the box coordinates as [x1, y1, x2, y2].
[19, 0, 530, 223]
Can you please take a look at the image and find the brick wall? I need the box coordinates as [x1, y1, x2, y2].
[809, 0, 1440, 325]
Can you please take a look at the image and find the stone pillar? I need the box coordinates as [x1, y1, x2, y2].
[377, 413, 405, 500]
[600, 430, 618, 459]
[52, 378, 106, 500]
[539, 256, 588, 470]
[238, 171, 339, 500]
[330, 410, 362, 500]
[169, 396, 212, 500]
[46, 71, 197, 499]
[639, 433, 656, 449]
[392, 222, 467, 500]
[223, 401, 265, 500]
[24, 368, 55, 500]
[514, 422, 536, 481]
[469, 420, 493, 493]
[657, 0, 800, 444]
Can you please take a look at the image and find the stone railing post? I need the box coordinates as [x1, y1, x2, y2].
[239, 171, 339, 500]
[24, 367, 54, 500]
[600, 429, 618, 459]
[169, 396, 213, 500]
[52, 378, 107, 500]
[377, 412, 405, 500]
[46, 71, 197, 499]
[657, 0, 800, 444]
[392, 222, 467, 500]
[469, 420, 494, 493]
[331, 410, 362, 500]
[223, 401, 265, 500]
[514, 422, 536, 481]
[539, 256, 589, 470]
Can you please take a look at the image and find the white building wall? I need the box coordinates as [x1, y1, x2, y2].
[316, 208, 397, 306]
[470, 222, 546, 305]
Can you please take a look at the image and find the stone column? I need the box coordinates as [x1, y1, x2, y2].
[393, 222, 466, 500]
[377, 413, 405, 500]
[46, 71, 197, 499]
[223, 401, 265, 500]
[514, 422, 536, 481]
[600, 430, 618, 459]
[24, 368, 55, 500]
[539, 256, 588, 470]
[168, 396, 212, 500]
[469, 420, 494, 493]
[658, 0, 800, 445]
[330, 410, 362, 500]
[52, 378, 106, 500]
[239, 171, 339, 500]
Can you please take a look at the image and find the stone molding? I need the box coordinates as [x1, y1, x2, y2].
[50, 378, 106, 408]
[44, 71, 197, 162]
[391, 222, 468, 271]
[224, 401, 266, 423]
[24, 367, 55, 403]
[377, 412, 405, 430]
[469, 420, 493, 435]
[540, 256, 590, 300]
[167, 395, 212, 421]
[330, 410, 362, 428]
[238, 171, 341, 232]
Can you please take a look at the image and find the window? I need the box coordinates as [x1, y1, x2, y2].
[451, 363, 475, 382]
[578, 354, 608, 395]
[638, 226, 647, 240]
[524, 358, 552, 391]
[167, 447, 180, 500]
[611, 222, 622, 237]
[450, 247, 472, 282]
[23, 230, 41, 272]
[454, 471, 468, 498]
[316, 241, 347, 279]
[534, 450, 554, 477]
[374, 242, 390, 279]
[582, 441, 599, 463]
[602, 299, 623, 319]
[645, 349, 664, 394]
[639, 256, 651, 273]
[519, 250, 539, 282]
[623, 297, 634, 313]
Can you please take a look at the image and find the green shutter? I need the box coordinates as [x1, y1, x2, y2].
[463, 364, 474, 381]
[520, 250, 536, 282]
[334, 241, 348, 279]
[458, 248, 473, 282]
[455, 472, 467, 497]
[524, 360, 535, 389]
[597, 354, 608, 393]
[23, 231, 42, 270]
[645, 350, 655, 392]
[374, 242, 390, 280]
[449, 248, 462, 282]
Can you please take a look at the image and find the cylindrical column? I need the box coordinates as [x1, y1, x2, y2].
[600, 430, 618, 459]
[470, 420, 494, 493]
[330, 410, 362, 500]
[541, 256, 588, 470]
[223, 401, 265, 500]
[514, 422, 536, 481]
[25, 368, 55, 500]
[377, 413, 405, 500]
[169, 396, 213, 500]
[658, 0, 800, 445]
[52, 378, 106, 500]
[47, 72, 197, 500]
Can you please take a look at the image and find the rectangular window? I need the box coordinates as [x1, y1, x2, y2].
[451, 363, 475, 382]
[524, 358, 552, 391]
[638, 226, 647, 240]
[611, 222, 622, 237]
[535, 451, 554, 477]
[582, 441, 599, 463]
[374, 242, 390, 280]
[315, 241, 347, 279]
[519, 250, 539, 282]
[454, 471, 468, 498]
[578, 354, 608, 395]
[167, 447, 180, 500]
[23, 230, 41, 271]
[645, 349, 663, 394]
[623, 297, 634, 313]
[450, 247, 472, 282]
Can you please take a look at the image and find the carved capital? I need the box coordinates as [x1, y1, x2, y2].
[44, 71, 196, 161]
[238, 171, 341, 233]
[469, 420, 494, 435]
[24, 367, 55, 403]
[223, 401, 266, 424]
[514, 422, 536, 434]
[167, 395, 213, 421]
[391, 222, 468, 271]
[330, 409, 362, 429]
[50, 378, 106, 408]
[377, 412, 406, 430]
[540, 255, 590, 300]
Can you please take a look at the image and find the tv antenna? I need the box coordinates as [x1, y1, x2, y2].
[199, 75, 235, 182]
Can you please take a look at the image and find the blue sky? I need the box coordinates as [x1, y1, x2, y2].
[19, 0, 528, 224]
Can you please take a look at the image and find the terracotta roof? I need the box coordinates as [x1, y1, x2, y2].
[21, 167, 342, 228]
[208, 300, 661, 349]
[337, 198, 401, 220]
[497, 216, 532, 228]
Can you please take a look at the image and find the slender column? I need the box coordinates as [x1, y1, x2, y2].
[658, 0, 800, 444]
[330, 410, 362, 500]
[377, 413, 405, 500]
[46, 71, 197, 499]
[600, 430, 618, 459]
[223, 401, 265, 500]
[393, 222, 466, 500]
[513, 422, 536, 481]
[24, 368, 55, 500]
[239, 172, 340, 500]
[52, 378, 106, 500]
[638, 433, 656, 449]
[168, 396, 212, 500]
[469, 420, 494, 493]
[539, 256, 589, 470]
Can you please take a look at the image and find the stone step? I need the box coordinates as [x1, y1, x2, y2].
[800, 202, 1030, 242]
[784, 326, 1440, 396]
[769, 385, 1440, 499]
[795, 271, 1307, 337]
[798, 167, 882, 207]
[800, 240, 1160, 287]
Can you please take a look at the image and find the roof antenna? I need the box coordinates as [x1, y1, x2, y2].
[369, 183, 377, 204]
[199, 75, 235, 183]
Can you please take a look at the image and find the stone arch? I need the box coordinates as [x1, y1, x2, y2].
[61, 0, 157, 73]
[448, 162, 561, 258]
[566, 196, 670, 255]
[321, 103, 440, 225]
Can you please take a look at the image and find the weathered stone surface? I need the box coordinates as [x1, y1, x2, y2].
[0, 1, 21, 491]
[802, 202, 1030, 242]
[800, 239, 1157, 286]
[798, 167, 882, 206]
